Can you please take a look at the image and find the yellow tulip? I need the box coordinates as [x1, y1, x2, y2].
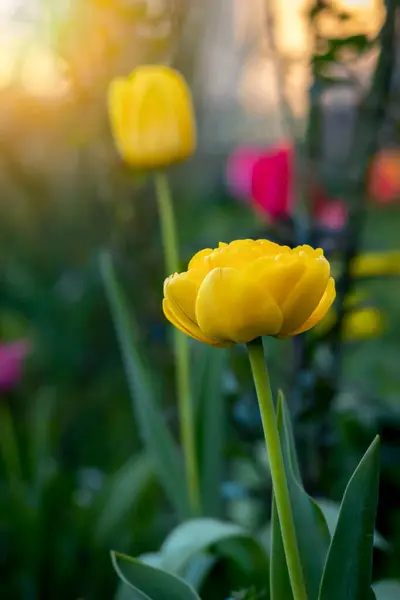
[343, 308, 384, 341]
[108, 65, 196, 168]
[163, 239, 336, 346]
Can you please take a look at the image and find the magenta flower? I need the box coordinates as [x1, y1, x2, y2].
[0, 341, 30, 392]
[250, 142, 293, 219]
[226, 142, 348, 230]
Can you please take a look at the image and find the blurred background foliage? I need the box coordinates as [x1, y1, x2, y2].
[1, 0, 400, 599]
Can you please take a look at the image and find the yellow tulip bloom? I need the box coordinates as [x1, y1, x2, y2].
[163, 239, 336, 346]
[108, 65, 196, 168]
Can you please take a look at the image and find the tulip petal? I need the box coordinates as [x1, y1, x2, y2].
[163, 299, 229, 347]
[286, 277, 336, 336]
[244, 254, 306, 305]
[129, 66, 195, 167]
[108, 66, 196, 168]
[279, 256, 330, 336]
[196, 267, 282, 344]
[188, 248, 213, 270]
[164, 272, 199, 323]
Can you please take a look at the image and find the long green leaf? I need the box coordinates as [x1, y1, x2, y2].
[271, 392, 330, 600]
[100, 251, 189, 517]
[115, 582, 146, 600]
[29, 388, 56, 494]
[316, 498, 388, 551]
[194, 344, 228, 516]
[160, 518, 269, 581]
[318, 437, 380, 600]
[112, 552, 201, 600]
[94, 453, 155, 543]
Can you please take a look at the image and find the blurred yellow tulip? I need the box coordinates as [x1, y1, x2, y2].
[315, 305, 384, 340]
[163, 239, 336, 346]
[343, 308, 384, 340]
[351, 251, 400, 278]
[108, 65, 196, 168]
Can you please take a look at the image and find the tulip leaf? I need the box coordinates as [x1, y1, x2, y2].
[181, 553, 217, 590]
[271, 391, 330, 600]
[316, 498, 388, 551]
[115, 582, 147, 600]
[373, 580, 400, 600]
[193, 343, 228, 516]
[94, 452, 155, 543]
[318, 436, 380, 600]
[111, 552, 202, 600]
[160, 518, 269, 586]
[100, 251, 189, 518]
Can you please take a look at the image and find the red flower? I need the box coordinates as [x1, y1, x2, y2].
[226, 142, 348, 230]
[250, 142, 293, 219]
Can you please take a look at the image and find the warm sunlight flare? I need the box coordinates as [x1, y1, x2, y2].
[0, 0, 69, 97]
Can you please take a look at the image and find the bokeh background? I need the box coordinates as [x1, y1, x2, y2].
[1, 1, 400, 599]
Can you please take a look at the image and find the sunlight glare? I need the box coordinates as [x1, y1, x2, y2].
[0, 0, 70, 98]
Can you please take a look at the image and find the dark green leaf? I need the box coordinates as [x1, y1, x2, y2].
[217, 536, 269, 591]
[271, 391, 330, 600]
[194, 344, 228, 516]
[181, 553, 217, 590]
[95, 453, 154, 543]
[318, 437, 380, 600]
[111, 552, 201, 600]
[100, 251, 189, 517]
[316, 498, 388, 551]
[115, 582, 144, 600]
[29, 388, 56, 493]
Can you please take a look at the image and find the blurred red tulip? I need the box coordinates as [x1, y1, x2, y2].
[369, 149, 400, 204]
[250, 142, 293, 218]
[226, 142, 347, 230]
[0, 341, 30, 392]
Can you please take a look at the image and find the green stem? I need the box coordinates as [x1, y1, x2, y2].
[0, 402, 23, 485]
[154, 172, 201, 515]
[247, 338, 308, 600]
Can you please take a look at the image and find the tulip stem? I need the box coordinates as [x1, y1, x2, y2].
[247, 338, 308, 600]
[154, 172, 201, 516]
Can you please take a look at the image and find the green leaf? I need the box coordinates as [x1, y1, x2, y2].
[29, 388, 56, 494]
[115, 582, 143, 600]
[316, 498, 388, 551]
[181, 553, 217, 590]
[271, 392, 330, 600]
[160, 518, 269, 579]
[373, 581, 400, 600]
[194, 344, 228, 516]
[94, 453, 154, 543]
[100, 251, 189, 517]
[111, 552, 201, 600]
[318, 437, 380, 600]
